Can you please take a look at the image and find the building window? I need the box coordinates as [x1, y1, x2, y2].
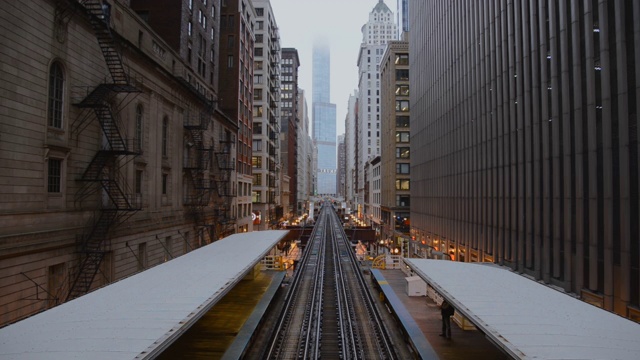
[135, 170, 143, 194]
[395, 100, 410, 112]
[395, 179, 410, 190]
[253, 105, 263, 117]
[253, 173, 262, 186]
[395, 69, 409, 81]
[162, 117, 168, 157]
[252, 139, 262, 151]
[48, 62, 64, 129]
[48, 159, 62, 193]
[135, 105, 143, 153]
[396, 163, 410, 174]
[395, 84, 410, 96]
[252, 156, 262, 168]
[253, 190, 262, 203]
[395, 131, 410, 143]
[395, 54, 409, 65]
[162, 173, 168, 195]
[255, 7, 264, 16]
[396, 147, 410, 159]
[396, 115, 410, 128]
[228, 55, 234, 68]
[255, 47, 263, 57]
[396, 195, 410, 207]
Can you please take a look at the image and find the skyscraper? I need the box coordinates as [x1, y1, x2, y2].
[397, 0, 408, 38]
[312, 41, 337, 196]
[410, 0, 640, 320]
[356, 0, 396, 214]
[251, 0, 281, 229]
[280, 48, 300, 216]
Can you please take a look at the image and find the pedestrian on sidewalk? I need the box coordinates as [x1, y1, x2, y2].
[440, 299, 455, 339]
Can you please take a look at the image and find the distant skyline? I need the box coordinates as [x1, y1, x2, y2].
[270, 0, 394, 136]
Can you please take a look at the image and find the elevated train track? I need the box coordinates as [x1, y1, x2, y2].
[264, 204, 398, 359]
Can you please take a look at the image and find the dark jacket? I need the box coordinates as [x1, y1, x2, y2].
[441, 301, 455, 317]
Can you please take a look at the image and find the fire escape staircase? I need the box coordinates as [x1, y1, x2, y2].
[65, 0, 141, 301]
[212, 139, 236, 233]
[184, 111, 214, 239]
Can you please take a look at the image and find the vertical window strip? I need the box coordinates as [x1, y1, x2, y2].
[48, 63, 64, 128]
[48, 159, 61, 193]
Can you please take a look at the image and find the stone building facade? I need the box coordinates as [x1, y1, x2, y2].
[0, 0, 229, 326]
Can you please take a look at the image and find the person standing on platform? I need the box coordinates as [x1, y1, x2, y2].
[440, 299, 455, 339]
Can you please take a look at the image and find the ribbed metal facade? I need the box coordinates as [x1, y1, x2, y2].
[409, 0, 640, 319]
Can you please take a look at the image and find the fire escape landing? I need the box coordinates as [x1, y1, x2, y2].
[65, 0, 141, 301]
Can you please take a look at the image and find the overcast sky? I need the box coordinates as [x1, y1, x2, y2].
[270, 0, 394, 136]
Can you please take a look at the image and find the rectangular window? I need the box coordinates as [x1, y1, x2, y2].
[396, 163, 410, 174]
[253, 173, 262, 186]
[252, 156, 262, 168]
[227, 35, 234, 49]
[253, 105, 263, 117]
[395, 85, 410, 96]
[396, 147, 410, 159]
[162, 118, 168, 157]
[396, 116, 410, 128]
[255, 47, 263, 57]
[228, 55, 234, 68]
[395, 179, 410, 190]
[252, 139, 262, 151]
[395, 69, 409, 81]
[395, 131, 410, 143]
[48, 63, 64, 129]
[395, 54, 409, 65]
[48, 159, 62, 193]
[162, 174, 168, 195]
[395, 100, 410, 112]
[135, 170, 143, 194]
[396, 195, 410, 207]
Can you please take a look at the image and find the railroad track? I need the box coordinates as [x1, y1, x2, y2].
[265, 203, 398, 359]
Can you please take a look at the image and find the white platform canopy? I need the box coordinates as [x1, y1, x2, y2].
[0, 230, 288, 360]
[405, 259, 640, 360]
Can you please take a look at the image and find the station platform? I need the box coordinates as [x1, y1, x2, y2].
[157, 270, 285, 359]
[372, 269, 510, 360]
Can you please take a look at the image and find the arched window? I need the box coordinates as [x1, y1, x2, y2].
[48, 62, 64, 129]
[135, 105, 143, 153]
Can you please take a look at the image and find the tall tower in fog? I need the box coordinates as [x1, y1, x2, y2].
[312, 41, 337, 196]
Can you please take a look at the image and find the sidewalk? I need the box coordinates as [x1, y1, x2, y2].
[378, 269, 510, 360]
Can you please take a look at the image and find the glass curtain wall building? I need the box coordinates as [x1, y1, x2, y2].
[312, 41, 337, 195]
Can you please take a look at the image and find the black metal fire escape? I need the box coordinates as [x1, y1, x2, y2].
[183, 109, 214, 243]
[66, 0, 141, 301]
[213, 136, 237, 238]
